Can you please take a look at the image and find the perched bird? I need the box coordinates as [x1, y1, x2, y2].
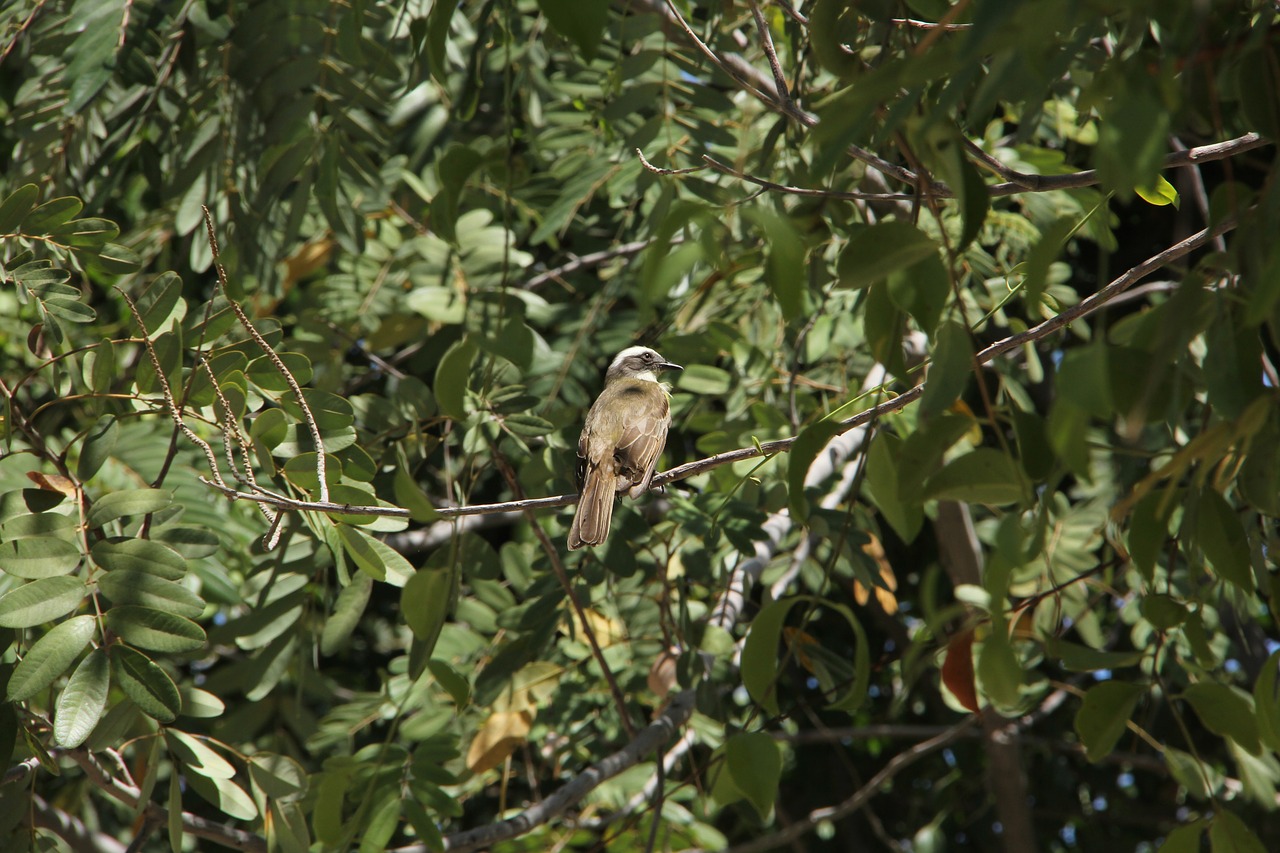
[568, 346, 682, 550]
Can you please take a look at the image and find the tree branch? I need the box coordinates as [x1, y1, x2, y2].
[705, 719, 980, 853]
[419, 689, 697, 853]
[68, 751, 267, 853]
[198, 216, 1238, 532]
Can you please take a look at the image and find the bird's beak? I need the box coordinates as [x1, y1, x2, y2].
[659, 361, 683, 372]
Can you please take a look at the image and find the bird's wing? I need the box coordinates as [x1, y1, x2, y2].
[615, 404, 669, 492]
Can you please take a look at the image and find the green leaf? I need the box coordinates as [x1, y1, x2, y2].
[1136, 174, 1180, 208]
[1022, 217, 1076, 308]
[403, 567, 452, 657]
[110, 644, 181, 722]
[724, 732, 782, 820]
[863, 431, 923, 542]
[1074, 680, 1145, 762]
[168, 771, 184, 852]
[1056, 344, 1114, 419]
[104, 606, 206, 653]
[535, 0, 609, 59]
[91, 538, 188, 580]
[22, 197, 84, 232]
[0, 184, 39, 233]
[63, 0, 121, 111]
[320, 571, 373, 656]
[136, 271, 185, 334]
[427, 659, 471, 707]
[359, 792, 402, 853]
[676, 365, 733, 396]
[977, 626, 1023, 712]
[0, 576, 87, 628]
[406, 286, 467, 324]
[179, 686, 225, 719]
[1209, 811, 1267, 853]
[91, 242, 143, 274]
[97, 571, 205, 619]
[0, 536, 81, 579]
[51, 216, 120, 247]
[1182, 683, 1261, 756]
[403, 796, 444, 852]
[1161, 820, 1209, 853]
[185, 771, 259, 821]
[85, 489, 174, 529]
[434, 337, 477, 420]
[249, 753, 309, 803]
[1165, 746, 1220, 800]
[741, 597, 793, 717]
[837, 221, 940, 289]
[167, 729, 237, 780]
[1047, 639, 1144, 673]
[744, 207, 806, 320]
[1196, 489, 1253, 591]
[77, 414, 119, 481]
[920, 321, 971, 417]
[502, 413, 555, 438]
[7, 615, 96, 702]
[1095, 85, 1168, 199]
[923, 449, 1026, 505]
[1254, 650, 1280, 752]
[54, 649, 109, 748]
[886, 250, 949, 338]
[393, 464, 440, 523]
[787, 418, 842, 523]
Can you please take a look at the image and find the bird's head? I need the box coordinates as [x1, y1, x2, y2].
[605, 346, 683, 384]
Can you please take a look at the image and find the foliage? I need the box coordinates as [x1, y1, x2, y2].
[1, 1, 1279, 851]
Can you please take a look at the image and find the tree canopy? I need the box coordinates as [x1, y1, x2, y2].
[2, 1, 1279, 851]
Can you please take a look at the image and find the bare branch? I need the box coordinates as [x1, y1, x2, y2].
[748, 0, 794, 113]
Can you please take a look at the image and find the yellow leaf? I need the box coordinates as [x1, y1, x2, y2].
[465, 709, 534, 775]
[1135, 175, 1179, 208]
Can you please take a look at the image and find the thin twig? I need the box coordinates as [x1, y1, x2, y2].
[698, 153, 914, 200]
[202, 206, 330, 504]
[521, 238, 681, 291]
[748, 0, 794, 113]
[709, 719, 980, 853]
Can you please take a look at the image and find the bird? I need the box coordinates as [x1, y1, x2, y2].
[568, 346, 682, 550]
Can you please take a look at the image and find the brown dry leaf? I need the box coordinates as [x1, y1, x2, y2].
[941, 629, 980, 713]
[465, 709, 534, 775]
[282, 237, 333, 288]
[26, 471, 78, 496]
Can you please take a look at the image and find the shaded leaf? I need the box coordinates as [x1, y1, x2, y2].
[110, 645, 180, 722]
[104, 605, 206, 653]
[1075, 681, 1145, 762]
[725, 731, 782, 820]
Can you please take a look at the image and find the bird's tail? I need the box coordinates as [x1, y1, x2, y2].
[568, 462, 615, 549]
